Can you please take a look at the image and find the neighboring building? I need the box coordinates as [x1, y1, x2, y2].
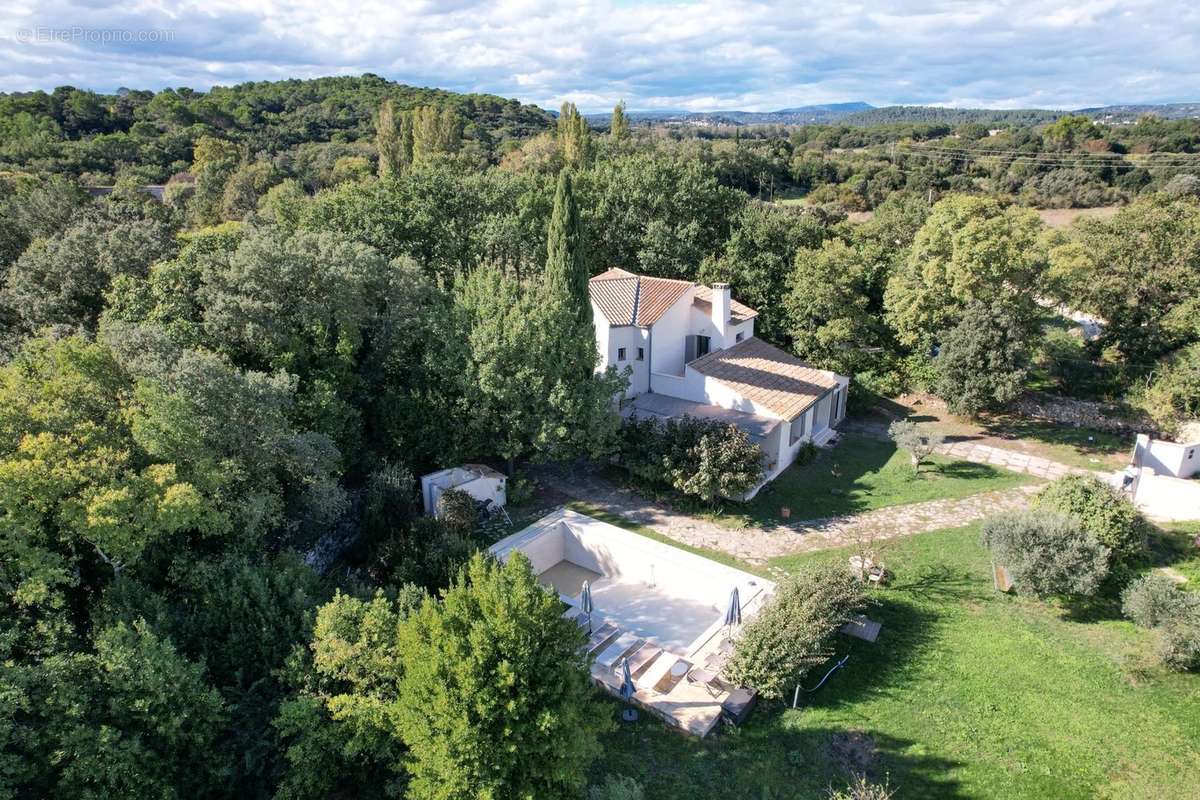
[1111, 430, 1200, 522]
[589, 268, 849, 496]
[420, 464, 507, 516]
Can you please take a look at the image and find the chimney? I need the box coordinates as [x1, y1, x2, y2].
[711, 283, 731, 334]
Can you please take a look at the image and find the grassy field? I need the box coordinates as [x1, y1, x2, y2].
[591, 525, 1200, 799]
[713, 433, 1034, 528]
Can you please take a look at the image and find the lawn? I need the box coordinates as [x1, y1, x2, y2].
[591, 525, 1200, 799]
[713, 433, 1034, 528]
[883, 395, 1134, 472]
[1153, 522, 1200, 587]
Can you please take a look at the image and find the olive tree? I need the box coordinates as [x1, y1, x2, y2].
[980, 510, 1109, 599]
[887, 419, 945, 473]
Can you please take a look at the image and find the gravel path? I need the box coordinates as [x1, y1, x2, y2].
[532, 464, 1042, 565]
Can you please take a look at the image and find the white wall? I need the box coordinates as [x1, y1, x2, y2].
[687, 306, 754, 352]
[502, 520, 567, 574]
[1137, 434, 1200, 479]
[591, 301, 610, 371]
[607, 326, 650, 397]
[646, 288, 695, 376]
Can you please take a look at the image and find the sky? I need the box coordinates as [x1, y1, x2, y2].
[1, 0, 1198, 112]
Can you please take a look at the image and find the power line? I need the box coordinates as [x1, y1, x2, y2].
[898, 145, 1200, 168]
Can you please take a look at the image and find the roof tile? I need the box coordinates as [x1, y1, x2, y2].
[689, 337, 842, 420]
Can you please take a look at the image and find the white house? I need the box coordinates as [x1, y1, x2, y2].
[589, 268, 849, 495]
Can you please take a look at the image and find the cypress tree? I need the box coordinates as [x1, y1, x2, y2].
[544, 169, 590, 326]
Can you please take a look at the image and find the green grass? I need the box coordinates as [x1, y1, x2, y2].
[976, 416, 1132, 471]
[713, 433, 1035, 528]
[591, 525, 1200, 799]
[1152, 523, 1200, 587]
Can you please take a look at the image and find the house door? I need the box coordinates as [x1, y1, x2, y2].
[829, 389, 840, 427]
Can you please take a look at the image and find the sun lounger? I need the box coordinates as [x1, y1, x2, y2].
[636, 653, 685, 693]
[562, 607, 591, 628]
[596, 633, 642, 669]
[624, 642, 663, 676]
[586, 622, 619, 653]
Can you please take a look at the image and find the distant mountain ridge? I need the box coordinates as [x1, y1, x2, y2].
[587, 101, 1200, 128]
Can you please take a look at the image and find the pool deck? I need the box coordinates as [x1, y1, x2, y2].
[493, 508, 774, 737]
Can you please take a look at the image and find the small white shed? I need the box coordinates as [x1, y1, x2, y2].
[1132, 432, 1200, 479]
[420, 464, 507, 516]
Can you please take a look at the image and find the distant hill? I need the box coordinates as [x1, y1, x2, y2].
[599, 101, 1200, 128]
[1077, 103, 1200, 122]
[586, 102, 874, 127]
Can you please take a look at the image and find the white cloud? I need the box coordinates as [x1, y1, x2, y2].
[0, 0, 1197, 111]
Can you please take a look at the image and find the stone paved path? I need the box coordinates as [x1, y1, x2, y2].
[532, 464, 1041, 565]
[933, 440, 1096, 481]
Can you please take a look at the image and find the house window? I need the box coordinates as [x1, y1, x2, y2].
[1189, 449, 1196, 460]
[636, 347, 645, 361]
[789, 412, 806, 446]
[735, 331, 744, 343]
[617, 347, 627, 361]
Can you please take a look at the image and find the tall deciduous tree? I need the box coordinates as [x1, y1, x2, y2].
[884, 195, 1047, 352]
[1048, 195, 1200, 362]
[700, 201, 826, 343]
[557, 102, 591, 169]
[610, 100, 630, 142]
[375, 99, 413, 177]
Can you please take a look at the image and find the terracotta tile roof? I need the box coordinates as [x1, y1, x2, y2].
[692, 285, 758, 323]
[689, 337, 841, 420]
[588, 268, 692, 326]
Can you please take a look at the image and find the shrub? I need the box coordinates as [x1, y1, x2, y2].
[1160, 614, 1200, 671]
[980, 510, 1109, 598]
[370, 516, 477, 592]
[829, 775, 895, 800]
[1162, 173, 1200, 200]
[616, 415, 765, 503]
[435, 488, 478, 536]
[1035, 475, 1150, 564]
[887, 419, 945, 473]
[361, 461, 415, 548]
[1137, 342, 1200, 435]
[724, 564, 867, 699]
[589, 775, 645, 800]
[1121, 573, 1200, 628]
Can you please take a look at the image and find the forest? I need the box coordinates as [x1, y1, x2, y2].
[2, 74, 1199, 799]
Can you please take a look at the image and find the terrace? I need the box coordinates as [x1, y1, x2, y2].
[489, 509, 775, 736]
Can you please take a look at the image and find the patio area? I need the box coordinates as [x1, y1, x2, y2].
[490, 508, 775, 736]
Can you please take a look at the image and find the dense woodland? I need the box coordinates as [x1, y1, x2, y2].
[2, 75, 1200, 799]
